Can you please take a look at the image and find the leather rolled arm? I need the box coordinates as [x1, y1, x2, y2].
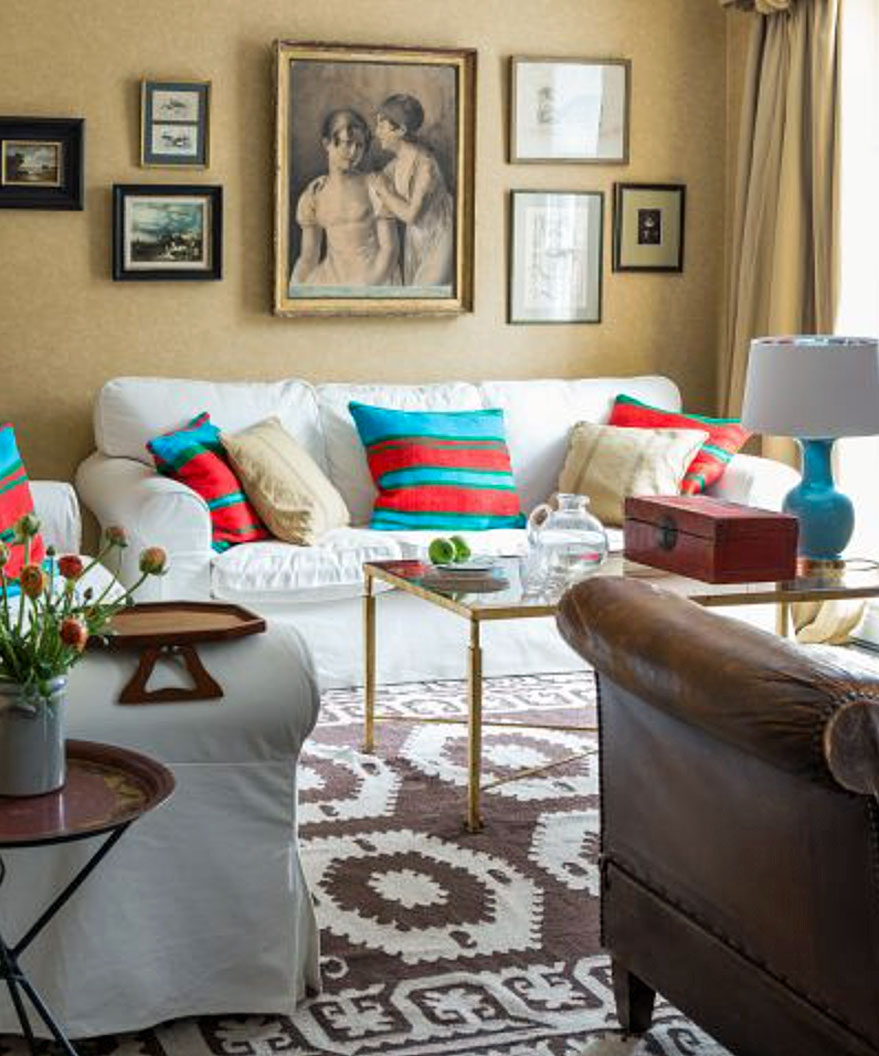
[557, 576, 879, 790]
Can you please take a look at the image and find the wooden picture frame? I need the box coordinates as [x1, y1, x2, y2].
[510, 57, 630, 164]
[273, 41, 476, 317]
[0, 117, 84, 210]
[113, 184, 222, 281]
[508, 190, 603, 324]
[613, 182, 686, 272]
[140, 80, 211, 168]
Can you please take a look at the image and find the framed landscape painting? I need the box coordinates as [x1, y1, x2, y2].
[113, 184, 222, 281]
[0, 117, 84, 209]
[508, 190, 603, 324]
[273, 41, 476, 317]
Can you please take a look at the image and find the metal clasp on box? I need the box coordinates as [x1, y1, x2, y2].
[656, 516, 678, 551]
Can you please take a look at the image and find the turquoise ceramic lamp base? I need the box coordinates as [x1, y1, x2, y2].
[783, 438, 854, 562]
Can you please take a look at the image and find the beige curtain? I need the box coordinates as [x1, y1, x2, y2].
[721, 0, 853, 643]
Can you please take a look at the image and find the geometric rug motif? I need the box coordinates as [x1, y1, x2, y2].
[0, 673, 730, 1056]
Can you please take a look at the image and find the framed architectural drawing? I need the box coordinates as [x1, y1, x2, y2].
[510, 58, 630, 164]
[613, 182, 685, 272]
[508, 190, 603, 324]
[141, 80, 211, 168]
[0, 117, 84, 209]
[113, 184, 222, 280]
[273, 41, 476, 317]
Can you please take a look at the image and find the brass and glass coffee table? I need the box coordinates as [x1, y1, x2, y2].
[363, 555, 879, 832]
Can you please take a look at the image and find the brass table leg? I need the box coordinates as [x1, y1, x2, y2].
[364, 571, 376, 753]
[467, 618, 484, 833]
[776, 601, 791, 638]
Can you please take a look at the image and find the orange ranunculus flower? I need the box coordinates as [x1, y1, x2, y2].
[139, 546, 168, 576]
[13, 513, 41, 542]
[60, 617, 89, 652]
[104, 525, 129, 549]
[57, 555, 84, 581]
[20, 564, 48, 599]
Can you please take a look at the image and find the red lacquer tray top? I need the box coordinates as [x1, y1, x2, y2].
[0, 740, 175, 848]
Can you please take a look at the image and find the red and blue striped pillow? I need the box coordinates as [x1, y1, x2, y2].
[0, 424, 46, 580]
[147, 413, 269, 552]
[349, 402, 525, 531]
[608, 394, 750, 494]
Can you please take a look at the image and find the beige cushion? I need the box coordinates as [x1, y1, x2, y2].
[558, 421, 709, 526]
[221, 416, 349, 544]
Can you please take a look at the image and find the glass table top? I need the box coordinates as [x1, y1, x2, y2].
[364, 555, 879, 621]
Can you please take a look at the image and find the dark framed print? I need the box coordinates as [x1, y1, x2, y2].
[274, 41, 476, 317]
[141, 80, 211, 167]
[509, 190, 603, 324]
[0, 117, 84, 209]
[113, 184, 222, 281]
[613, 182, 686, 272]
[510, 58, 629, 164]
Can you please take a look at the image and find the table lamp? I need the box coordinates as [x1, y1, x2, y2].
[741, 335, 879, 564]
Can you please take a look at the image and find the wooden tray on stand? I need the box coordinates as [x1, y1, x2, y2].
[89, 601, 266, 705]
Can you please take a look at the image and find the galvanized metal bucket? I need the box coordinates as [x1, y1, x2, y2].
[0, 677, 67, 796]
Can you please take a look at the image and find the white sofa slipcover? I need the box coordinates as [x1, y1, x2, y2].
[0, 484, 321, 1036]
[76, 375, 800, 688]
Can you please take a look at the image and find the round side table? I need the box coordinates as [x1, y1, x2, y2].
[0, 740, 175, 1055]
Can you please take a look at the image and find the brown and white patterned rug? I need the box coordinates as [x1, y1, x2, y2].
[0, 674, 729, 1056]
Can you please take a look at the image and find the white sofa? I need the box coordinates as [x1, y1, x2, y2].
[76, 375, 800, 689]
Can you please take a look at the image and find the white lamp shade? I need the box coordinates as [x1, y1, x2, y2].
[741, 335, 879, 438]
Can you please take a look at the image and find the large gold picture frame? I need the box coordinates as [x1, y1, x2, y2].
[273, 41, 476, 317]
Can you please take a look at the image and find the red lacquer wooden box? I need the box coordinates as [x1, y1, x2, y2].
[623, 495, 798, 583]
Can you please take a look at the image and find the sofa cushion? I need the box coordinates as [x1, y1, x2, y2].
[479, 377, 682, 516]
[210, 529, 404, 604]
[147, 413, 270, 552]
[316, 382, 483, 526]
[221, 417, 349, 545]
[0, 423, 46, 580]
[349, 403, 525, 531]
[608, 394, 750, 494]
[95, 377, 326, 470]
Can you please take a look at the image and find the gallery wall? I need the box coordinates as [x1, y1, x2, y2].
[0, 0, 728, 482]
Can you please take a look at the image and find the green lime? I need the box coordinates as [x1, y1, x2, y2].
[450, 535, 471, 562]
[428, 537, 456, 564]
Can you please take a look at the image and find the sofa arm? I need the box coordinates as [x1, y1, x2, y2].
[31, 481, 82, 554]
[705, 452, 799, 510]
[557, 576, 879, 789]
[75, 452, 213, 600]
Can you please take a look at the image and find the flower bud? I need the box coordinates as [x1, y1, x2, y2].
[104, 525, 129, 549]
[60, 617, 89, 653]
[139, 546, 168, 576]
[13, 513, 41, 542]
[57, 554, 84, 581]
[0, 542, 9, 570]
[20, 564, 47, 599]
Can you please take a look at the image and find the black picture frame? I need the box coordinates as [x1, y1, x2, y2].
[508, 190, 604, 325]
[0, 117, 84, 210]
[112, 184, 223, 281]
[613, 182, 686, 273]
[140, 80, 211, 168]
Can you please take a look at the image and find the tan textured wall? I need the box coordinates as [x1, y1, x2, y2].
[0, 0, 727, 482]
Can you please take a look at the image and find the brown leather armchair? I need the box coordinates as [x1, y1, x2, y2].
[557, 576, 879, 1056]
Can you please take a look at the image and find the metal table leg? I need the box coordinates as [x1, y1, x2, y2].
[466, 618, 483, 833]
[364, 570, 376, 753]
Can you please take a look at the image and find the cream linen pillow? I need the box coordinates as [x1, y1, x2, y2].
[557, 421, 710, 526]
[221, 416, 349, 545]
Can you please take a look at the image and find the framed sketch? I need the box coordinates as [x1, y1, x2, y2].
[0, 117, 84, 209]
[510, 58, 630, 164]
[274, 41, 476, 317]
[613, 182, 685, 272]
[141, 80, 210, 167]
[113, 184, 222, 281]
[508, 190, 603, 324]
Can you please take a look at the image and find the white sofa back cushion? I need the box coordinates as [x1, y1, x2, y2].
[94, 377, 327, 469]
[316, 382, 483, 526]
[480, 376, 682, 515]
